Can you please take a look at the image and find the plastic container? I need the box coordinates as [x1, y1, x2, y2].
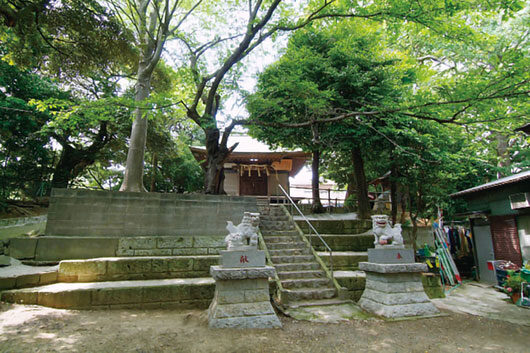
[521, 268, 530, 282]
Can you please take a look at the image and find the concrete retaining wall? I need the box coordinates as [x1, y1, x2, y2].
[7, 235, 226, 261]
[45, 188, 258, 237]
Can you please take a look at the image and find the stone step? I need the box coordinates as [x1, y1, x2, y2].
[57, 256, 219, 283]
[262, 235, 300, 243]
[260, 211, 290, 218]
[268, 248, 310, 257]
[274, 262, 320, 272]
[317, 251, 367, 271]
[266, 241, 307, 250]
[262, 230, 299, 237]
[0, 277, 215, 309]
[284, 298, 352, 309]
[271, 255, 314, 264]
[333, 270, 366, 302]
[0, 266, 58, 291]
[282, 287, 336, 302]
[296, 219, 372, 235]
[277, 270, 326, 280]
[308, 234, 374, 252]
[260, 220, 294, 231]
[259, 209, 289, 217]
[258, 206, 286, 213]
[281, 278, 332, 289]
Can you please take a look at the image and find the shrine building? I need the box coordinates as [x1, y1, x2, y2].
[190, 135, 310, 197]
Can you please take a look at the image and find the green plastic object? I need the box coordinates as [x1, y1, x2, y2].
[521, 269, 530, 282]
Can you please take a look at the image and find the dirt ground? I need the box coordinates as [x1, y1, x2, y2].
[0, 303, 528, 353]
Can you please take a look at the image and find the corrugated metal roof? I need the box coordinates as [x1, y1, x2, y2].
[451, 170, 530, 197]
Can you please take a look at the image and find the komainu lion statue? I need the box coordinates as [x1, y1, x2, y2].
[225, 212, 260, 250]
[371, 214, 404, 247]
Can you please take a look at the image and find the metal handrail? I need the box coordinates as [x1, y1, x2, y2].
[277, 184, 333, 277]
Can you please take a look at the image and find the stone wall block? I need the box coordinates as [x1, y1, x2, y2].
[0, 278, 16, 290]
[168, 258, 194, 272]
[92, 287, 143, 305]
[193, 236, 226, 249]
[118, 237, 156, 250]
[207, 248, 221, 255]
[107, 259, 151, 274]
[190, 284, 215, 299]
[3, 290, 37, 304]
[142, 285, 173, 303]
[244, 289, 270, 302]
[59, 260, 107, 277]
[208, 315, 281, 329]
[365, 279, 424, 293]
[359, 298, 439, 318]
[134, 249, 172, 256]
[216, 278, 266, 292]
[367, 272, 422, 284]
[9, 238, 38, 259]
[362, 288, 429, 305]
[38, 291, 91, 309]
[157, 237, 193, 249]
[172, 248, 208, 255]
[116, 249, 135, 256]
[167, 283, 192, 300]
[151, 259, 170, 273]
[216, 290, 245, 304]
[192, 256, 219, 271]
[15, 274, 40, 288]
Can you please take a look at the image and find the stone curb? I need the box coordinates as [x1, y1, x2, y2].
[359, 262, 427, 273]
[210, 266, 275, 280]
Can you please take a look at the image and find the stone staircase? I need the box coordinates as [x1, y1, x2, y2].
[297, 218, 373, 302]
[0, 255, 217, 309]
[257, 203, 347, 309]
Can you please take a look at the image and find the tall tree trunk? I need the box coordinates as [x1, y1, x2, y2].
[311, 149, 324, 213]
[150, 152, 157, 192]
[496, 133, 510, 179]
[352, 146, 370, 219]
[204, 128, 230, 194]
[51, 146, 95, 189]
[120, 71, 151, 192]
[119, 1, 171, 192]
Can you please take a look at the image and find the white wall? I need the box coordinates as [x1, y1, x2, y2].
[224, 170, 239, 196]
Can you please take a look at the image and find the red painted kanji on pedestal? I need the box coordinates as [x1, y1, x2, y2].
[240, 255, 249, 263]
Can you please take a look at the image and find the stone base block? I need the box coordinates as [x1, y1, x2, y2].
[208, 265, 281, 329]
[208, 299, 281, 328]
[210, 265, 275, 280]
[220, 250, 265, 268]
[209, 313, 281, 329]
[359, 298, 439, 318]
[359, 262, 427, 273]
[359, 262, 439, 319]
[367, 248, 414, 264]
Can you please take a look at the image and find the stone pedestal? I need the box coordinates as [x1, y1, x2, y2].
[208, 266, 281, 328]
[220, 249, 266, 268]
[358, 260, 440, 319]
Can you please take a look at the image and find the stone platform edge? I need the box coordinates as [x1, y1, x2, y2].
[359, 262, 427, 273]
[210, 266, 275, 280]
